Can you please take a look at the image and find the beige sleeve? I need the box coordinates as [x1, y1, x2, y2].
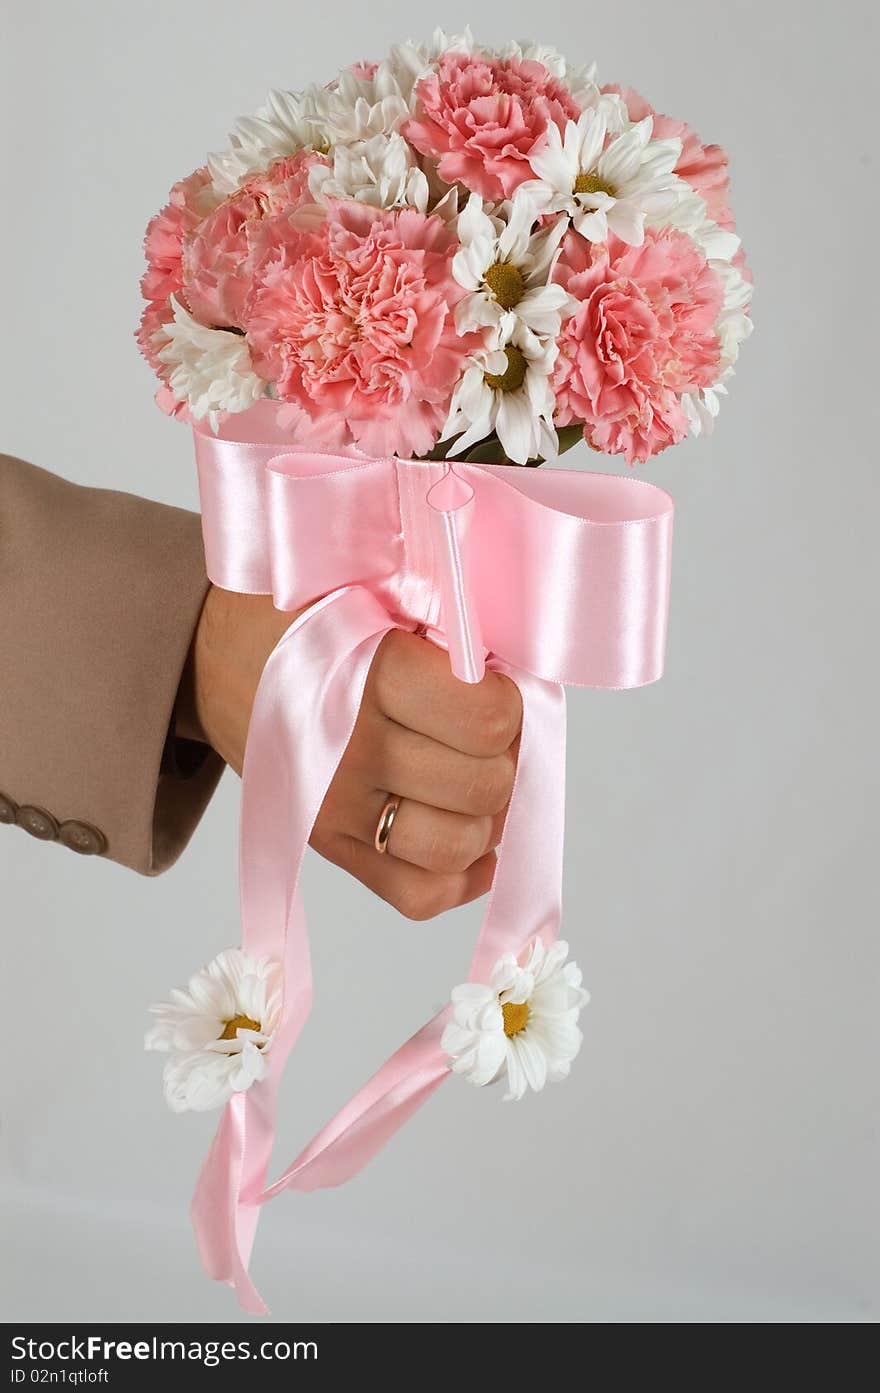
[0, 454, 224, 874]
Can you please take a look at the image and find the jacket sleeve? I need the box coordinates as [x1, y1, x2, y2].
[0, 454, 224, 874]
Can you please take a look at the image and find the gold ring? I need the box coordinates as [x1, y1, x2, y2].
[374, 795, 401, 854]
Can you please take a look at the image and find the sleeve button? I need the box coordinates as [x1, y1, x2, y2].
[58, 820, 107, 856]
[0, 792, 19, 824]
[16, 805, 59, 840]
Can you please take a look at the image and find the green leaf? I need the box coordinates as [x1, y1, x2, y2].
[421, 435, 460, 461]
[463, 435, 509, 464]
[526, 424, 587, 468]
[556, 424, 586, 456]
[420, 423, 586, 469]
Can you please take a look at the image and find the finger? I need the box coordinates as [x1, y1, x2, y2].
[312, 830, 497, 921]
[351, 788, 505, 874]
[368, 629, 523, 757]
[352, 713, 517, 817]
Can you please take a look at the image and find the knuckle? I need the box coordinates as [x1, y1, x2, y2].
[393, 877, 454, 922]
[463, 758, 514, 816]
[469, 684, 522, 756]
[425, 820, 484, 874]
[369, 630, 408, 705]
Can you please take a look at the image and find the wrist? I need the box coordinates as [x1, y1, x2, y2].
[177, 584, 302, 776]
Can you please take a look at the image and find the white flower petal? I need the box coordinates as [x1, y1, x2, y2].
[573, 206, 608, 242]
[528, 136, 574, 190]
[458, 190, 498, 247]
[576, 109, 608, 173]
[606, 199, 645, 246]
[503, 1045, 529, 1102]
[510, 1033, 548, 1093]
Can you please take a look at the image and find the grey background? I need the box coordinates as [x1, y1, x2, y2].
[1, 0, 877, 1323]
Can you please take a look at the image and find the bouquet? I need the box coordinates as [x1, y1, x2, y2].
[138, 31, 751, 1315]
[138, 31, 750, 468]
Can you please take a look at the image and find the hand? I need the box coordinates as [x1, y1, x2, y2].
[178, 586, 522, 919]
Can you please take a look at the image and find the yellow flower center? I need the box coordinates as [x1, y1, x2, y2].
[483, 259, 526, 310]
[483, 345, 528, 394]
[573, 171, 615, 197]
[502, 1000, 530, 1037]
[219, 1014, 262, 1041]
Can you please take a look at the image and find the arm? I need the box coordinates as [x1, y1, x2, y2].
[0, 454, 223, 874]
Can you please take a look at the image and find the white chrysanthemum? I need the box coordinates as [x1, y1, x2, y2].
[522, 110, 683, 246]
[321, 62, 412, 143]
[681, 381, 727, 437]
[683, 258, 753, 437]
[452, 191, 575, 347]
[713, 257, 753, 365]
[208, 86, 332, 196]
[497, 38, 582, 79]
[658, 185, 741, 264]
[309, 131, 430, 211]
[387, 26, 477, 101]
[441, 327, 559, 465]
[146, 949, 283, 1113]
[442, 939, 589, 1101]
[155, 298, 265, 430]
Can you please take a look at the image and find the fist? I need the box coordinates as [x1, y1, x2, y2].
[182, 589, 522, 920]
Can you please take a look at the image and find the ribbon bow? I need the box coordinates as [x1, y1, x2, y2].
[190, 403, 674, 1314]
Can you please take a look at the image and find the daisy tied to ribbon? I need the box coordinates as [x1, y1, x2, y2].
[443, 938, 589, 1101]
[147, 939, 588, 1113]
[146, 950, 282, 1112]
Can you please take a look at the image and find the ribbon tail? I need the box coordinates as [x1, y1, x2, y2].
[251, 663, 567, 1200]
[259, 1015, 450, 1199]
[191, 1099, 267, 1315]
[191, 586, 397, 1314]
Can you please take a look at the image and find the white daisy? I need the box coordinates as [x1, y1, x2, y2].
[146, 948, 282, 1114]
[388, 25, 478, 99]
[681, 381, 727, 438]
[442, 939, 589, 1101]
[713, 257, 753, 366]
[208, 86, 332, 197]
[321, 62, 412, 143]
[441, 327, 559, 465]
[309, 131, 431, 211]
[497, 38, 582, 80]
[660, 186, 742, 264]
[155, 298, 265, 431]
[452, 191, 575, 347]
[522, 110, 683, 246]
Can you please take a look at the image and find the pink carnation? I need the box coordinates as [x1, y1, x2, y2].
[244, 202, 478, 458]
[553, 228, 724, 465]
[404, 52, 580, 200]
[182, 151, 326, 329]
[140, 166, 215, 304]
[136, 296, 174, 374]
[604, 85, 734, 230]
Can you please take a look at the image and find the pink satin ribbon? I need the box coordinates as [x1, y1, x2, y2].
[190, 404, 674, 1314]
